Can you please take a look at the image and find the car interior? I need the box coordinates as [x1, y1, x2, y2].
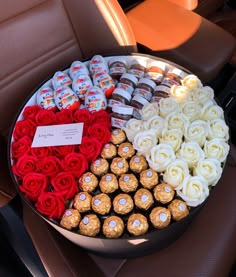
[0, 0, 236, 276]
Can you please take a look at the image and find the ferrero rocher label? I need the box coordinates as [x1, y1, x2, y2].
[99, 173, 119, 194]
[168, 199, 189, 221]
[118, 142, 135, 158]
[113, 193, 134, 215]
[110, 157, 129, 175]
[127, 213, 149, 236]
[134, 188, 154, 210]
[153, 183, 175, 204]
[60, 209, 81, 230]
[90, 158, 109, 176]
[74, 192, 92, 213]
[79, 172, 98, 192]
[149, 207, 171, 229]
[101, 143, 117, 159]
[102, 216, 124, 238]
[92, 193, 111, 215]
[130, 155, 148, 173]
[110, 129, 126, 145]
[119, 173, 138, 193]
[79, 214, 101, 237]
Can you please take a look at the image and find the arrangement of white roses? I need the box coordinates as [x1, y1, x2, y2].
[123, 74, 230, 207]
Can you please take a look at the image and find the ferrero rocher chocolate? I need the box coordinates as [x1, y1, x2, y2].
[119, 173, 138, 193]
[140, 168, 159, 189]
[101, 143, 117, 159]
[60, 209, 81, 230]
[74, 192, 92, 213]
[153, 183, 175, 204]
[90, 158, 109, 176]
[110, 157, 129, 175]
[149, 207, 171, 229]
[118, 142, 135, 159]
[79, 214, 101, 237]
[79, 172, 98, 192]
[110, 129, 126, 145]
[127, 213, 149, 236]
[113, 193, 134, 215]
[129, 155, 148, 173]
[92, 193, 111, 215]
[99, 173, 119, 194]
[102, 216, 125, 238]
[168, 199, 189, 221]
[134, 188, 154, 210]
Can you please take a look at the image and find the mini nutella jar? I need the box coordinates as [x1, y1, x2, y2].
[133, 78, 156, 101]
[145, 60, 166, 84]
[131, 95, 149, 119]
[108, 88, 132, 110]
[117, 73, 138, 95]
[152, 85, 171, 99]
[161, 67, 186, 88]
[128, 59, 146, 79]
[111, 104, 133, 128]
[108, 57, 128, 79]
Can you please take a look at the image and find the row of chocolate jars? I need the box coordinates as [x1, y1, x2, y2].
[60, 129, 189, 238]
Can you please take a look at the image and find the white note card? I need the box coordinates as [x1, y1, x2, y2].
[31, 123, 84, 147]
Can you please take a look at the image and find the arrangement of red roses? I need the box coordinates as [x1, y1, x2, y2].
[11, 105, 111, 219]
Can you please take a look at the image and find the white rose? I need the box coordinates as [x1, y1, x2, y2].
[143, 115, 165, 137]
[177, 141, 205, 168]
[140, 102, 159, 120]
[191, 86, 214, 106]
[207, 119, 229, 141]
[184, 120, 209, 147]
[160, 128, 183, 152]
[181, 74, 203, 91]
[193, 158, 222, 186]
[133, 129, 158, 155]
[146, 143, 176, 172]
[176, 176, 209, 207]
[159, 98, 180, 118]
[165, 112, 189, 133]
[181, 101, 201, 122]
[201, 100, 224, 121]
[170, 85, 191, 103]
[163, 159, 190, 189]
[204, 138, 230, 163]
[123, 118, 144, 142]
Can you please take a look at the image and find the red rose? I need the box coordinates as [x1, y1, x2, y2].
[51, 172, 78, 200]
[92, 110, 111, 129]
[35, 192, 65, 219]
[31, 146, 53, 159]
[55, 109, 73, 124]
[22, 105, 42, 122]
[13, 119, 37, 140]
[11, 136, 32, 159]
[37, 156, 61, 177]
[73, 109, 92, 136]
[12, 155, 38, 178]
[35, 109, 56, 126]
[79, 136, 102, 162]
[88, 123, 111, 145]
[52, 145, 76, 159]
[62, 152, 88, 178]
[20, 173, 49, 202]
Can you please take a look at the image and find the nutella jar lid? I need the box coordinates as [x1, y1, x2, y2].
[138, 78, 156, 90]
[132, 95, 149, 106]
[154, 85, 170, 92]
[129, 59, 147, 68]
[113, 88, 132, 102]
[108, 57, 127, 66]
[168, 67, 186, 79]
[147, 60, 166, 71]
[120, 73, 138, 85]
[112, 104, 134, 115]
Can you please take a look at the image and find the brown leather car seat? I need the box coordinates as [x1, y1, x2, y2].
[0, 0, 236, 276]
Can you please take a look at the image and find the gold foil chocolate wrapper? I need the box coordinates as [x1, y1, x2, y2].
[110, 129, 126, 145]
[149, 207, 171, 229]
[113, 193, 134, 215]
[110, 157, 129, 176]
[168, 199, 189, 221]
[90, 158, 109, 176]
[74, 192, 92, 213]
[79, 172, 98, 192]
[119, 173, 138, 193]
[99, 173, 119, 194]
[153, 183, 175, 204]
[102, 216, 125, 238]
[92, 193, 111, 215]
[101, 143, 117, 159]
[60, 209, 81, 230]
[118, 142, 135, 159]
[127, 213, 149, 236]
[79, 214, 101, 237]
[140, 168, 159, 189]
[129, 155, 148, 173]
[134, 188, 154, 210]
